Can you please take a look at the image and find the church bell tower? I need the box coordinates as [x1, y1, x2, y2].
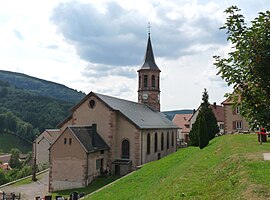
[138, 29, 161, 112]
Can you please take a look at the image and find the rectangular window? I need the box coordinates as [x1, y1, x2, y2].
[236, 106, 240, 114]
[69, 138, 72, 145]
[171, 131, 174, 147]
[96, 159, 101, 170]
[236, 121, 243, 129]
[219, 124, 224, 130]
[143, 75, 148, 88]
[64, 138, 67, 144]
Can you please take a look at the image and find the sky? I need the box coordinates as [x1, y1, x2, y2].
[0, 0, 269, 111]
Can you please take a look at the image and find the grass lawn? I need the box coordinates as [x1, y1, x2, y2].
[0, 133, 32, 153]
[87, 134, 270, 200]
[50, 176, 119, 198]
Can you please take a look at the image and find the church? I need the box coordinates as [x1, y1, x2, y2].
[48, 33, 178, 192]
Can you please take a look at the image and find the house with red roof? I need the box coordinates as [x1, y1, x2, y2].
[172, 114, 192, 144]
[189, 102, 224, 135]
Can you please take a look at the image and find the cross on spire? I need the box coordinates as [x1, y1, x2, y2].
[147, 22, 151, 36]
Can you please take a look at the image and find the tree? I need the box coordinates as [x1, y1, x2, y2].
[9, 148, 21, 169]
[189, 119, 199, 146]
[189, 89, 218, 146]
[214, 6, 270, 129]
[200, 89, 219, 140]
[198, 114, 209, 149]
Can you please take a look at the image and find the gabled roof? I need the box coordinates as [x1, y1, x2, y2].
[190, 103, 224, 123]
[37, 129, 60, 145]
[138, 35, 160, 71]
[69, 92, 177, 130]
[94, 93, 177, 129]
[172, 114, 192, 133]
[209, 104, 224, 122]
[69, 126, 109, 153]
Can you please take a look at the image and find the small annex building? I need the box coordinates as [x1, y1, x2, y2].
[48, 33, 178, 192]
[35, 129, 60, 169]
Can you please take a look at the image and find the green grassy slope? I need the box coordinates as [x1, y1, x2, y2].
[88, 134, 270, 200]
[0, 134, 32, 153]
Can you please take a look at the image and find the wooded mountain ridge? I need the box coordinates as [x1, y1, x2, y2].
[0, 70, 86, 143]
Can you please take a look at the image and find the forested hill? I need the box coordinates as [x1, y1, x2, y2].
[0, 79, 74, 142]
[0, 70, 85, 104]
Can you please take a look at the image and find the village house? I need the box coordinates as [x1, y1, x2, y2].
[35, 129, 60, 169]
[222, 97, 249, 134]
[172, 113, 192, 144]
[48, 33, 178, 192]
[189, 102, 224, 135]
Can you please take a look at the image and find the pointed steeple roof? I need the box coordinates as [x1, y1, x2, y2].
[139, 34, 160, 71]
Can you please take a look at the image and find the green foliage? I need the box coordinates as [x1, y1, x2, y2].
[0, 169, 8, 185]
[205, 108, 220, 140]
[9, 148, 21, 169]
[0, 134, 32, 153]
[0, 79, 74, 142]
[0, 70, 85, 104]
[214, 6, 270, 129]
[189, 89, 219, 146]
[88, 135, 270, 199]
[198, 114, 209, 149]
[189, 121, 199, 146]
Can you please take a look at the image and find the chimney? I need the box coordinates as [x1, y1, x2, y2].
[213, 102, 217, 109]
[92, 123, 97, 133]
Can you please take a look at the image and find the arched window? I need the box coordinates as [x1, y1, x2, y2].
[147, 133, 151, 155]
[122, 139, 130, 159]
[154, 132, 158, 152]
[143, 75, 148, 87]
[161, 132, 164, 151]
[139, 75, 141, 89]
[171, 131, 174, 147]
[167, 132, 169, 149]
[151, 75, 155, 88]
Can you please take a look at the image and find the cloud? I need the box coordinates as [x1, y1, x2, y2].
[13, 30, 24, 40]
[82, 63, 137, 79]
[51, 0, 227, 67]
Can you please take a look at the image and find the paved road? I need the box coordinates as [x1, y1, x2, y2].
[0, 171, 49, 199]
[0, 154, 11, 163]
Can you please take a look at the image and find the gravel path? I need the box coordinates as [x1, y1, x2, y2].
[0, 171, 49, 199]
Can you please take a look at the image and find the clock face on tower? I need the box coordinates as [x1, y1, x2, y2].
[142, 93, 148, 100]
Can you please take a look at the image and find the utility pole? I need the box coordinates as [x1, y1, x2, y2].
[32, 138, 37, 181]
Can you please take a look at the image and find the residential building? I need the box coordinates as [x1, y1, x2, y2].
[189, 103, 224, 134]
[172, 114, 192, 143]
[222, 97, 249, 134]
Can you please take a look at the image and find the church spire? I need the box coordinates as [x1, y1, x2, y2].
[138, 24, 161, 112]
[139, 24, 160, 71]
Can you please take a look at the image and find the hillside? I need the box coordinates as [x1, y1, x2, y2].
[0, 134, 32, 153]
[0, 70, 85, 104]
[162, 109, 193, 121]
[88, 134, 270, 199]
[0, 80, 72, 140]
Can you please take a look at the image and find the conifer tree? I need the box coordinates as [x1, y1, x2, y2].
[189, 88, 219, 146]
[198, 114, 209, 149]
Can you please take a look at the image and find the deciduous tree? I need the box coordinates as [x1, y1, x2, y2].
[214, 6, 270, 129]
